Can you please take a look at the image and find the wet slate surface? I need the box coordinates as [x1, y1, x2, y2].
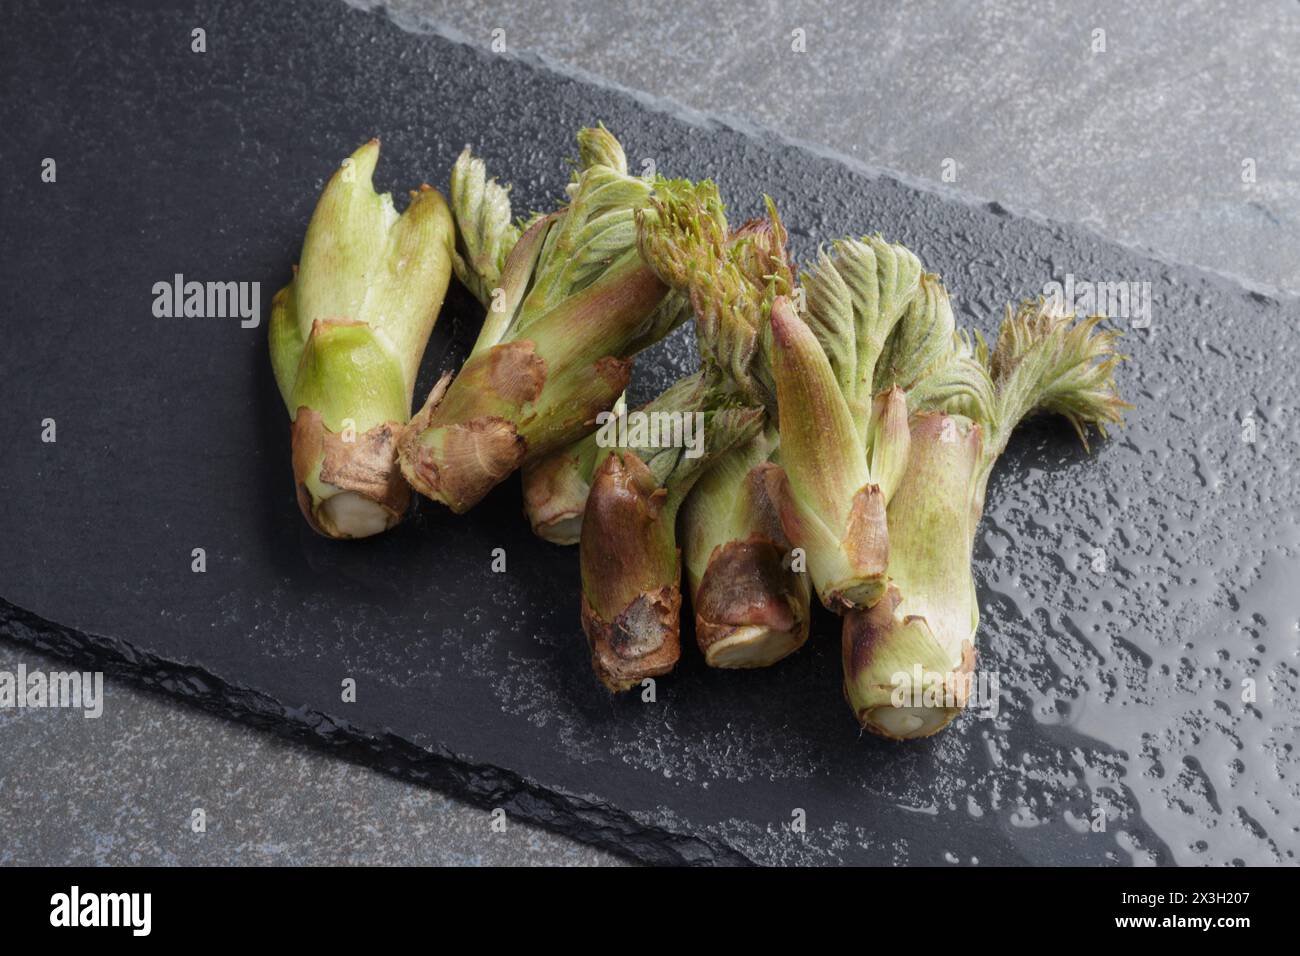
[2, 0, 1298, 865]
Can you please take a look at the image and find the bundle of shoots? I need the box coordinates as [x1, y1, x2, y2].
[520, 198, 787, 546]
[843, 298, 1128, 739]
[578, 181, 786, 689]
[397, 125, 692, 513]
[269, 140, 454, 538]
[658, 197, 811, 669]
[579, 382, 763, 690]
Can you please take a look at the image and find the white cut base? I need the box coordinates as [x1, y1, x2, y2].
[321, 492, 392, 539]
[538, 513, 582, 547]
[705, 625, 802, 669]
[865, 705, 957, 740]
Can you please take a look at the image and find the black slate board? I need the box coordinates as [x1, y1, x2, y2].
[3, 0, 1298, 866]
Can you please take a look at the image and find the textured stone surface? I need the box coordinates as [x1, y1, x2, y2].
[351, 0, 1300, 296]
[0, 642, 621, 865]
[1, 0, 1297, 867]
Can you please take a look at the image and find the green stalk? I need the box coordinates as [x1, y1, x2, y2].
[579, 450, 681, 691]
[767, 295, 895, 611]
[843, 298, 1130, 739]
[682, 425, 811, 668]
[520, 394, 624, 545]
[269, 140, 454, 538]
[842, 410, 983, 739]
[764, 237, 924, 612]
[396, 126, 692, 513]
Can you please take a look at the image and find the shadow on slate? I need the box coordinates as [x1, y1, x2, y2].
[2, 0, 1298, 866]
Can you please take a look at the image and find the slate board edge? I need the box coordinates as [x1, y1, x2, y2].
[356, 0, 1299, 305]
[0, 598, 751, 866]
